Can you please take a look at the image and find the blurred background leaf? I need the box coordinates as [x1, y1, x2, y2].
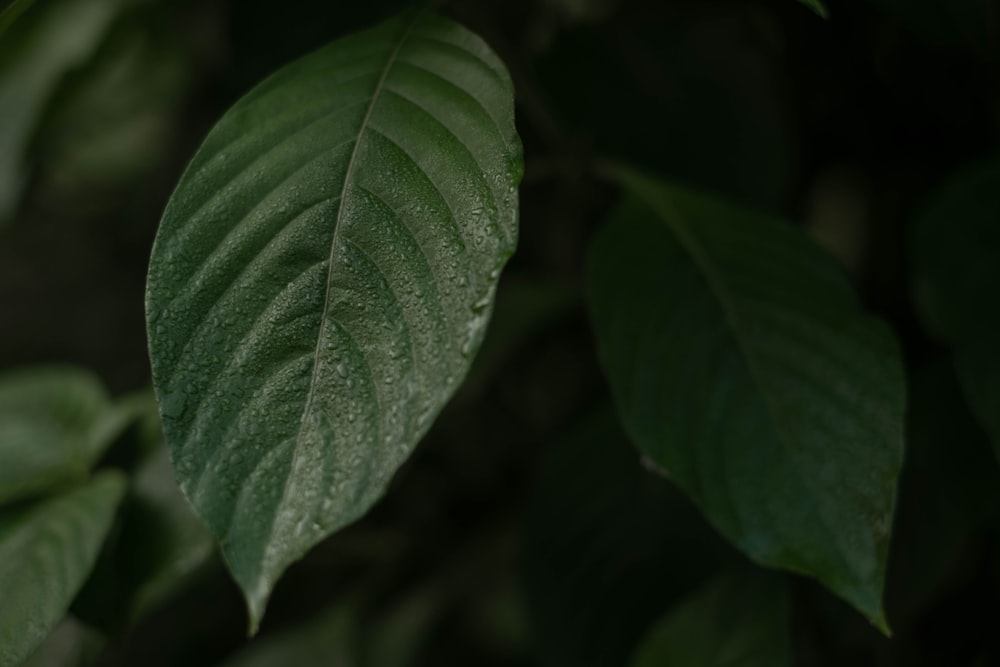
[0, 0, 125, 225]
[910, 156, 1000, 457]
[0, 366, 121, 504]
[0, 472, 125, 667]
[631, 571, 791, 667]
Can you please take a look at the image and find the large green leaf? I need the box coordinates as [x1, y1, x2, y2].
[631, 572, 791, 667]
[0, 366, 122, 504]
[910, 156, 1000, 457]
[146, 9, 521, 631]
[0, 472, 126, 667]
[586, 167, 905, 631]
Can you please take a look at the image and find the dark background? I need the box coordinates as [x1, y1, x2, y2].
[2, 0, 999, 664]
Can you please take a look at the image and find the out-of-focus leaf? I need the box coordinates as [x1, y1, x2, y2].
[146, 10, 521, 632]
[0, 366, 122, 504]
[910, 156, 1000, 456]
[797, 0, 829, 18]
[72, 392, 213, 628]
[216, 602, 360, 667]
[35, 9, 190, 207]
[364, 588, 442, 667]
[587, 166, 905, 631]
[0, 0, 39, 36]
[18, 617, 104, 667]
[0, 472, 126, 667]
[0, 0, 121, 225]
[887, 361, 1000, 623]
[631, 572, 791, 667]
[534, 2, 792, 209]
[523, 408, 734, 667]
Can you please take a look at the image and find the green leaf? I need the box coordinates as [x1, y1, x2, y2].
[910, 156, 1000, 457]
[631, 572, 791, 667]
[146, 9, 521, 632]
[0, 366, 120, 505]
[523, 409, 735, 667]
[586, 166, 905, 632]
[0, 472, 126, 667]
[0, 0, 121, 225]
[797, 0, 829, 18]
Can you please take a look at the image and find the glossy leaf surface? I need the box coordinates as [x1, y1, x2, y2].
[0, 472, 125, 667]
[0, 366, 119, 504]
[910, 157, 1000, 456]
[145, 10, 521, 630]
[587, 167, 905, 630]
[631, 572, 791, 667]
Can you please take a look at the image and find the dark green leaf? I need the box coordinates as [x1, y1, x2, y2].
[587, 166, 905, 631]
[0, 366, 120, 504]
[910, 156, 1000, 456]
[146, 10, 521, 631]
[0, 472, 126, 667]
[523, 408, 734, 667]
[631, 572, 791, 667]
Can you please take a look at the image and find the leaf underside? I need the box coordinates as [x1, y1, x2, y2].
[586, 167, 904, 631]
[145, 10, 521, 631]
[0, 472, 126, 667]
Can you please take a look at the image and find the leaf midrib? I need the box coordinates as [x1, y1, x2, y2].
[270, 12, 421, 552]
[622, 175, 867, 590]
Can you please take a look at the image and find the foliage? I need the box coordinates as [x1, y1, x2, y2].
[1, 0, 999, 664]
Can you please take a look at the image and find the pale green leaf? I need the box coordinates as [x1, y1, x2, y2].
[0, 366, 120, 504]
[0, 472, 126, 667]
[910, 156, 1000, 457]
[586, 166, 905, 631]
[146, 9, 521, 631]
[631, 572, 791, 667]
